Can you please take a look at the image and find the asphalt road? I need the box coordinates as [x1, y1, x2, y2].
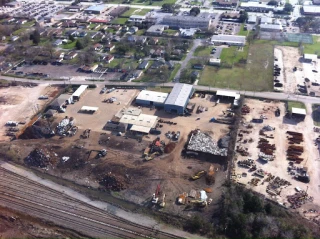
[2, 75, 320, 105]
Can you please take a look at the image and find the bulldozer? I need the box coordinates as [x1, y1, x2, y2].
[190, 199, 207, 207]
[190, 170, 205, 180]
[145, 152, 159, 161]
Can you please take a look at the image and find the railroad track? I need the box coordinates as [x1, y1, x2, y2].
[0, 168, 183, 239]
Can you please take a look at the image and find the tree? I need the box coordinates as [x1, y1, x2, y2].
[239, 11, 248, 23]
[99, 28, 106, 34]
[164, 52, 170, 61]
[31, 29, 40, 45]
[267, 0, 278, 5]
[284, 3, 293, 12]
[162, 3, 174, 13]
[69, 34, 75, 42]
[190, 7, 200, 16]
[75, 40, 84, 50]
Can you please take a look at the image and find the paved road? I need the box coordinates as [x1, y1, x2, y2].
[2, 75, 320, 104]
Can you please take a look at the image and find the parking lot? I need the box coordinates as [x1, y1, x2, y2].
[56, 87, 139, 132]
[215, 21, 241, 35]
[234, 99, 320, 209]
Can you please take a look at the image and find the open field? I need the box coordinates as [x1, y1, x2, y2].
[111, 17, 128, 25]
[0, 84, 60, 141]
[121, 8, 150, 17]
[303, 36, 320, 55]
[61, 41, 76, 50]
[238, 24, 249, 36]
[199, 43, 273, 91]
[312, 104, 320, 127]
[233, 98, 320, 213]
[193, 46, 212, 57]
[220, 45, 249, 65]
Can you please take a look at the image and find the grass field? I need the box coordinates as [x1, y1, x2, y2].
[62, 41, 76, 49]
[121, 8, 150, 17]
[199, 42, 274, 91]
[238, 24, 248, 36]
[168, 63, 181, 82]
[303, 36, 320, 55]
[312, 104, 320, 126]
[288, 101, 306, 111]
[254, 39, 299, 47]
[107, 58, 138, 69]
[193, 46, 212, 57]
[111, 17, 128, 25]
[220, 45, 249, 65]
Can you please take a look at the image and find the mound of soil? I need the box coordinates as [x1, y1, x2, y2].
[164, 142, 176, 153]
[99, 173, 127, 191]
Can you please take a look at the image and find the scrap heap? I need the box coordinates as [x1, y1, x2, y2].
[287, 191, 314, 209]
[241, 104, 250, 115]
[99, 172, 127, 191]
[56, 117, 74, 136]
[25, 148, 59, 168]
[187, 130, 228, 156]
[286, 131, 304, 164]
[266, 176, 291, 196]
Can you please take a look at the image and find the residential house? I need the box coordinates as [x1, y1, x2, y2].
[64, 51, 78, 60]
[149, 37, 159, 45]
[54, 51, 65, 59]
[17, 19, 27, 24]
[53, 39, 63, 46]
[112, 36, 121, 42]
[105, 55, 114, 64]
[65, 30, 79, 37]
[151, 60, 165, 69]
[62, 20, 78, 28]
[104, 44, 115, 52]
[121, 26, 129, 32]
[191, 71, 200, 79]
[150, 48, 164, 58]
[132, 70, 143, 78]
[127, 35, 137, 42]
[166, 61, 174, 69]
[79, 31, 87, 37]
[138, 60, 149, 70]
[129, 26, 139, 34]
[94, 43, 103, 51]
[10, 36, 19, 42]
[137, 36, 147, 44]
[146, 25, 167, 36]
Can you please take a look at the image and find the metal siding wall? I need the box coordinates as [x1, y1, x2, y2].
[136, 99, 151, 106]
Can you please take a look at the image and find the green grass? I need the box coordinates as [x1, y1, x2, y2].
[163, 29, 178, 36]
[61, 41, 76, 49]
[107, 58, 138, 69]
[121, 8, 139, 17]
[193, 46, 212, 57]
[288, 101, 306, 111]
[111, 17, 128, 25]
[238, 24, 249, 36]
[168, 63, 181, 82]
[312, 104, 320, 126]
[136, 29, 145, 36]
[254, 39, 299, 47]
[199, 42, 274, 91]
[303, 36, 320, 55]
[13, 28, 26, 36]
[220, 45, 249, 65]
[23, 20, 35, 27]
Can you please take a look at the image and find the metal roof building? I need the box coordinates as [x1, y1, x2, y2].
[260, 24, 283, 32]
[164, 83, 194, 115]
[302, 5, 320, 15]
[84, 5, 107, 14]
[72, 85, 88, 101]
[136, 90, 169, 107]
[211, 35, 246, 46]
[119, 114, 158, 133]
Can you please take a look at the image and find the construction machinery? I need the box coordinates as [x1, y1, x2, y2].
[177, 192, 188, 205]
[159, 194, 166, 208]
[190, 200, 207, 207]
[143, 146, 151, 157]
[145, 152, 159, 161]
[152, 184, 161, 204]
[190, 170, 205, 180]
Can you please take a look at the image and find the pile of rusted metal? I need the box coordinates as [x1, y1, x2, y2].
[236, 146, 249, 156]
[258, 138, 276, 156]
[241, 104, 250, 115]
[287, 191, 314, 209]
[237, 158, 255, 168]
[287, 131, 303, 144]
[286, 131, 304, 164]
[249, 178, 261, 186]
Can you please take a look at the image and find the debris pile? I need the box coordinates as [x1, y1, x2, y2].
[237, 158, 255, 168]
[99, 172, 127, 191]
[262, 125, 275, 131]
[158, 119, 177, 125]
[25, 148, 58, 168]
[241, 105, 250, 115]
[287, 191, 314, 209]
[205, 165, 215, 185]
[56, 117, 74, 136]
[187, 130, 227, 156]
[267, 176, 291, 195]
[164, 142, 176, 153]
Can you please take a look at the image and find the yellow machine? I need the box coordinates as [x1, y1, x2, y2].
[190, 170, 205, 180]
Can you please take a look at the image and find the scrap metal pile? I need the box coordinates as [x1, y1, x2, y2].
[237, 158, 256, 169]
[286, 131, 304, 164]
[287, 191, 314, 209]
[56, 117, 74, 136]
[258, 138, 275, 161]
[99, 172, 127, 191]
[187, 130, 227, 156]
[267, 176, 291, 196]
[25, 148, 59, 168]
[241, 104, 250, 115]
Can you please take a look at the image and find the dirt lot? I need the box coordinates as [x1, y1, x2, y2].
[0, 84, 60, 141]
[1, 91, 233, 219]
[233, 99, 320, 212]
[57, 87, 139, 132]
[14, 64, 121, 81]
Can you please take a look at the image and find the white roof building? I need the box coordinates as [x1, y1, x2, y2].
[165, 83, 193, 108]
[136, 90, 169, 104]
[72, 85, 88, 99]
[80, 106, 99, 112]
[292, 107, 306, 115]
[211, 35, 246, 46]
[304, 54, 318, 61]
[120, 114, 158, 129]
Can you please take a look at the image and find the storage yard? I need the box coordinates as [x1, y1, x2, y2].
[233, 98, 320, 212]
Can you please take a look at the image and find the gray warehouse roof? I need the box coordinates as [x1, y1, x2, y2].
[165, 83, 193, 107]
[260, 24, 282, 30]
[211, 35, 246, 44]
[85, 5, 106, 12]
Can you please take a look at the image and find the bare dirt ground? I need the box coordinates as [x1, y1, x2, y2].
[57, 87, 139, 132]
[234, 99, 320, 214]
[0, 205, 83, 238]
[0, 85, 60, 141]
[275, 46, 303, 94]
[0, 91, 232, 220]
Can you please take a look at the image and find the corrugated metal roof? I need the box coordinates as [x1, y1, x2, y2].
[81, 106, 99, 111]
[136, 90, 168, 104]
[165, 83, 193, 108]
[211, 35, 246, 44]
[292, 107, 306, 115]
[216, 90, 240, 99]
[130, 125, 151, 133]
[85, 5, 106, 12]
[72, 85, 88, 98]
[120, 114, 158, 128]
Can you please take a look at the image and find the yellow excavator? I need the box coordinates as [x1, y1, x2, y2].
[190, 170, 205, 180]
[145, 152, 159, 161]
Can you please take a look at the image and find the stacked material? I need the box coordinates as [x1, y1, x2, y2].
[187, 130, 227, 156]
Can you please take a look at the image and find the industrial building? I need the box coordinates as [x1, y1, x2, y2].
[119, 113, 158, 134]
[211, 35, 246, 46]
[216, 90, 240, 107]
[161, 13, 213, 30]
[247, 15, 257, 24]
[240, 2, 274, 12]
[164, 83, 194, 115]
[72, 85, 88, 101]
[84, 5, 107, 14]
[260, 24, 283, 32]
[146, 25, 168, 36]
[50, 94, 73, 110]
[136, 90, 168, 107]
[291, 107, 306, 120]
[304, 54, 318, 62]
[302, 6, 320, 15]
